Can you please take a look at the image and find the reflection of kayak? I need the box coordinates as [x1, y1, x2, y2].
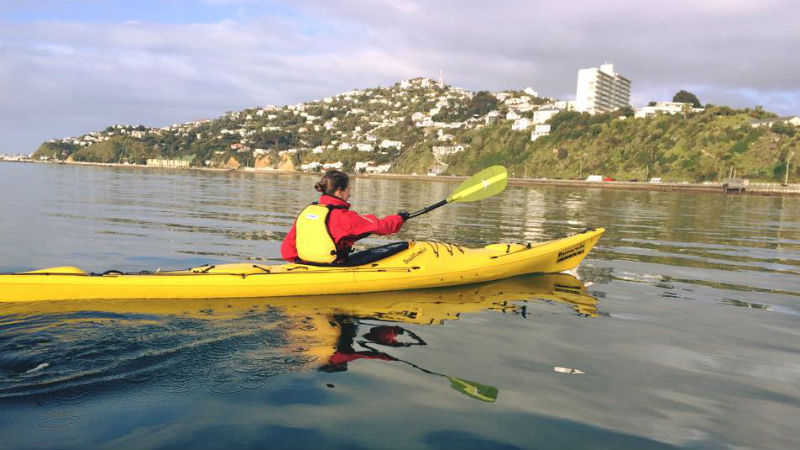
[1, 228, 603, 302]
[0, 272, 598, 361]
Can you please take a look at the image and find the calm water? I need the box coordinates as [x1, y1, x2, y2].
[1, 163, 798, 450]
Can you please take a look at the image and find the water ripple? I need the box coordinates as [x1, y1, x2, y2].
[0, 308, 308, 404]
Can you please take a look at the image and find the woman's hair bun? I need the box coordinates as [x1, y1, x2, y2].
[314, 170, 349, 195]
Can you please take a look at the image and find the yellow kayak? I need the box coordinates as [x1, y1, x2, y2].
[0, 228, 604, 302]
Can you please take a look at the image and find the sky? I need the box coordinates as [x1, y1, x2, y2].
[1, 0, 798, 153]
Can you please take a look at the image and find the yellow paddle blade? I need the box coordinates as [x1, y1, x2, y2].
[446, 166, 507, 203]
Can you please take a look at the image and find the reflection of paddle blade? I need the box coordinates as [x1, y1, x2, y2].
[447, 377, 498, 402]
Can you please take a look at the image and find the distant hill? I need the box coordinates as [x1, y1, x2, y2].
[33, 78, 799, 182]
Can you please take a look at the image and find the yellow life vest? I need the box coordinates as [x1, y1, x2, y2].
[295, 203, 340, 263]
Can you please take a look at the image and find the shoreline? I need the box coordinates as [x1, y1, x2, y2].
[5, 159, 799, 196]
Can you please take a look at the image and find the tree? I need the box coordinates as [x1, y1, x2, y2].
[548, 111, 584, 132]
[672, 90, 701, 108]
[468, 91, 499, 117]
[771, 121, 797, 136]
[32, 141, 77, 160]
[616, 106, 635, 118]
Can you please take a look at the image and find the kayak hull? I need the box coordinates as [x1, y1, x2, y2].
[1, 228, 604, 302]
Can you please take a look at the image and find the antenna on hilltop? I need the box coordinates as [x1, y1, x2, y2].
[438, 69, 444, 85]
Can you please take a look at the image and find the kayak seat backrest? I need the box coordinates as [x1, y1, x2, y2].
[301, 241, 409, 267]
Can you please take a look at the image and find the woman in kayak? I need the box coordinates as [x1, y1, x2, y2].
[281, 170, 408, 264]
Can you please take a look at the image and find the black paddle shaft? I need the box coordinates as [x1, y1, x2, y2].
[408, 199, 447, 219]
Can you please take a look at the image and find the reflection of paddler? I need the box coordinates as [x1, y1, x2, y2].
[320, 318, 427, 372]
[319, 317, 398, 373]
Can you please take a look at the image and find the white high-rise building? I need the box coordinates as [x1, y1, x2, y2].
[575, 63, 631, 114]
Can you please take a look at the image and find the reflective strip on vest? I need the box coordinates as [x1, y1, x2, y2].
[296, 204, 338, 263]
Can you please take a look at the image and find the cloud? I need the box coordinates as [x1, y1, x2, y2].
[0, 0, 798, 153]
[293, 0, 799, 91]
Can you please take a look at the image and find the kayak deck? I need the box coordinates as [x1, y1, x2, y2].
[1, 228, 604, 302]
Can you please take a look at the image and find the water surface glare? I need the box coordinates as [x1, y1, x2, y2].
[1, 163, 799, 449]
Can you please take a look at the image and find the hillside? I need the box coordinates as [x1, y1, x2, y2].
[32, 78, 799, 182]
[445, 107, 799, 182]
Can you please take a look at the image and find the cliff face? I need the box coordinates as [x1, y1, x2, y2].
[278, 153, 295, 172]
[225, 157, 241, 170]
[254, 155, 273, 169]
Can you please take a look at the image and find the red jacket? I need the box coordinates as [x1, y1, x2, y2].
[281, 194, 404, 262]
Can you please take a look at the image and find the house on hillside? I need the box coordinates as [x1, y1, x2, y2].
[366, 163, 391, 174]
[379, 140, 402, 150]
[533, 108, 560, 124]
[432, 145, 465, 156]
[750, 116, 800, 128]
[354, 161, 392, 174]
[300, 161, 322, 171]
[323, 161, 343, 170]
[485, 110, 500, 124]
[147, 155, 195, 168]
[530, 124, 551, 141]
[512, 118, 531, 131]
[230, 143, 251, 153]
[415, 116, 433, 127]
[634, 102, 699, 118]
[554, 100, 576, 111]
[355, 161, 374, 173]
[356, 143, 374, 152]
